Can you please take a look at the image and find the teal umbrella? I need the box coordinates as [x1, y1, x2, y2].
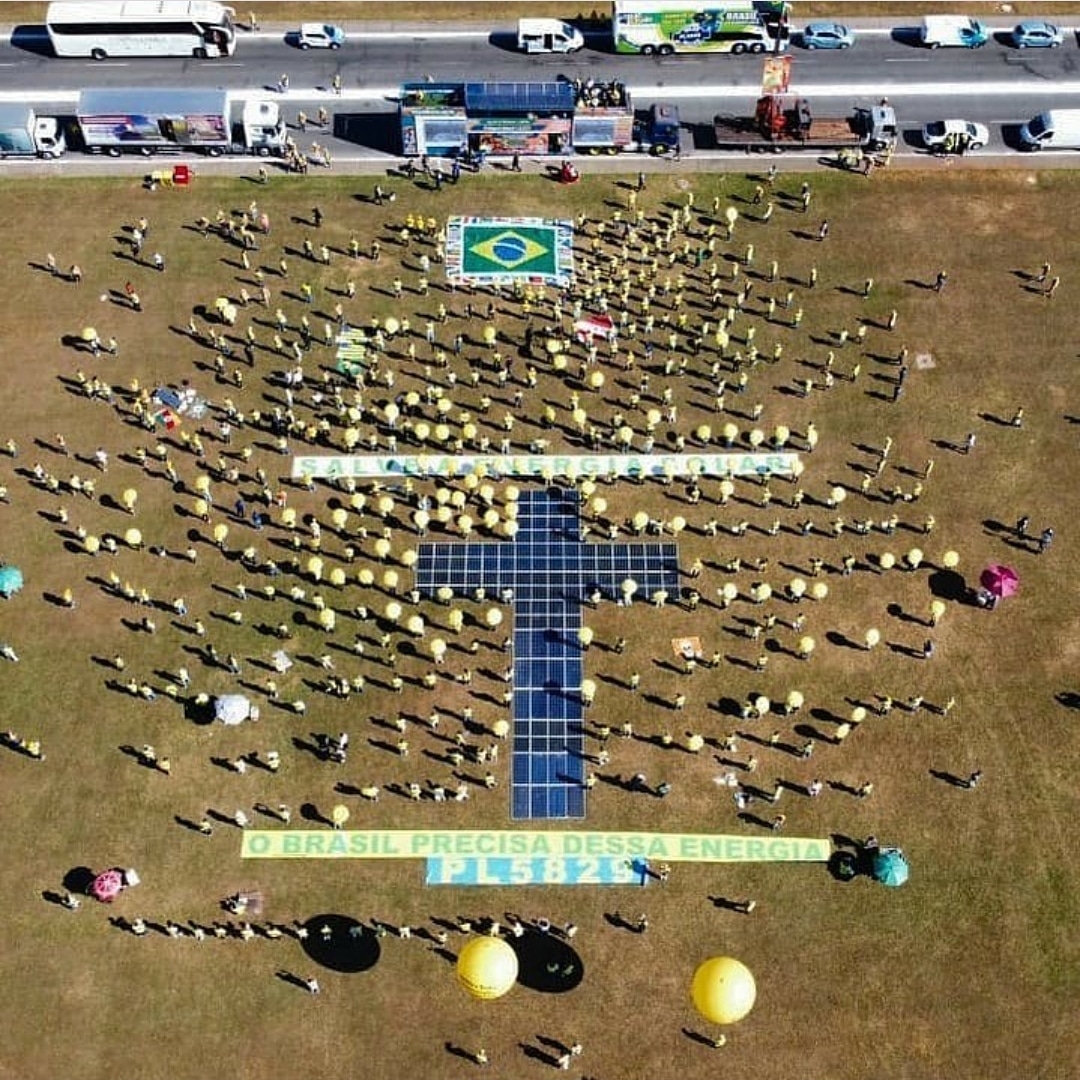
[871, 847, 909, 888]
[0, 565, 23, 598]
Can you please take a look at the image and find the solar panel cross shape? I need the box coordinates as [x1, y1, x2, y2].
[415, 488, 679, 820]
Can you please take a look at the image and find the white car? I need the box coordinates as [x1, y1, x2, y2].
[922, 119, 989, 153]
[297, 23, 345, 49]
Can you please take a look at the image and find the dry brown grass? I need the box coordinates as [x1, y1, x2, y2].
[1, 165, 1080, 1080]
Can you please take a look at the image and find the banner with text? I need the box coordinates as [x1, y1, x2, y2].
[241, 829, 831, 863]
[291, 452, 800, 481]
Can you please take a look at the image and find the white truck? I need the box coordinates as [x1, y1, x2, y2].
[0, 104, 66, 158]
[1019, 110, 1080, 151]
[517, 18, 584, 53]
[920, 16, 988, 48]
[76, 88, 286, 157]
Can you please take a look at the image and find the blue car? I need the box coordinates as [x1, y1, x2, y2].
[1012, 21, 1064, 48]
[801, 22, 855, 50]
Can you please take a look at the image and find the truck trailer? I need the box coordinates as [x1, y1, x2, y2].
[76, 88, 285, 156]
[0, 104, 66, 158]
[714, 96, 896, 152]
[398, 80, 680, 157]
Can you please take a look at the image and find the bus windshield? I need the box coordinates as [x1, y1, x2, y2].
[46, 0, 236, 60]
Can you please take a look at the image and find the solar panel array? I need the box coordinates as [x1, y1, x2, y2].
[416, 488, 679, 820]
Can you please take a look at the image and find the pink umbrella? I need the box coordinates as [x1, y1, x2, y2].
[90, 869, 124, 903]
[980, 565, 1019, 599]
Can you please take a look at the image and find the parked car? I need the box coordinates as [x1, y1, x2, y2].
[801, 23, 855, 50]
[297, 23, 345, 49]
[922, 119, 989, 153]
[1011, 21, 1064, 48]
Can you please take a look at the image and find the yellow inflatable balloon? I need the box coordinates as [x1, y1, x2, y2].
[456, 936, 519, 1001]
[691, 956, 756, 1025]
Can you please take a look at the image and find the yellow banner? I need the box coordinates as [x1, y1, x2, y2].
[241, 830, 831, 863]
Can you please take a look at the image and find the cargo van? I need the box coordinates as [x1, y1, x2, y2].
[1019, 110, 1080, 151]
[517, 18, 584, 54]
[920, 16, 988, 48]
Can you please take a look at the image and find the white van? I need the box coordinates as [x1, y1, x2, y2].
[517, 18, 585, 54]
[1020, 110, 1080, 150]
[920, 16, 988, 48]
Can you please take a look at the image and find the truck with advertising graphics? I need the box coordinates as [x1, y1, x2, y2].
[714, 96, 897, 152]
[0, 104, 66, 158]
[399, 81, 681, 157]
[612, 0, 790, 55]
[76, 88, 285, 157]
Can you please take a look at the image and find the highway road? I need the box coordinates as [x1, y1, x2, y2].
[4, 17, 1080, 168]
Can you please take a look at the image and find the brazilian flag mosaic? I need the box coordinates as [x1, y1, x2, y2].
[446, 216, 574, 287]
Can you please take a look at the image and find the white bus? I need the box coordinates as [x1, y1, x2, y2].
[46, 1, 236, 60]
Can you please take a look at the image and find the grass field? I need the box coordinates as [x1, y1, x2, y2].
[1, 161, 1080, 1080]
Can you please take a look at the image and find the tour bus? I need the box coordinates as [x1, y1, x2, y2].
[46, 0, 236, 60]
[612, 0, 790, 55]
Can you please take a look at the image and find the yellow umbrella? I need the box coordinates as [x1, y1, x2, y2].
[942, 550, 960, 569]
[687, 733, 705, 753]
[317, 607, 336, 631]
[329, 567, 347, 588]
[430, 638, 447, 660]
[212, 523, 229, 545]
[785, 690, 804, 714]
[331, 507, 349, 530]
[436, 585, 454, 605]
[193, 497, 209, 519]
[331, 804, 350, 827]
[587, 370, 605, 390]
[83, 535, 100, 554]
[384, 316, 400, 335]
[879, 552, 896, 570]
[502, 520, 519, 539]
[577, 626, 594, 648]
[357, 568, 375, 586]
[482, 325, 497, 345]
[280, 506, 297, 528]
[864, 628, 881, 650]
[485, 608, 503, 628]
[124, 527, 142, 549]
[797, 636, 816, 658]
[406, 614, 425, 638]
[810, 582, 828, 601]
[307, 556, 324, 581]
[400, 549, 418, 569]
[493, 719, 511, 739]
[382, 569, 399, 592]
[413, 510, 430, 534]
[695, 424, 712, 444]
[374, 538, 392, 561]
[81, 326, 99, 342]
[121, 488, 138, 511]
[851, 706, 867, 724]
[906, 548, 924, 570]
[385, 601, 403, 622]
[193, 474, 212, 495]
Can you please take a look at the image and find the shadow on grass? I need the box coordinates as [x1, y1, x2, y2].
[299, 914, 381, 973]
[507, 929, 583, 993]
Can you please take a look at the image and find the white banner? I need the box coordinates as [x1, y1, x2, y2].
[290, 452, 800, 480]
